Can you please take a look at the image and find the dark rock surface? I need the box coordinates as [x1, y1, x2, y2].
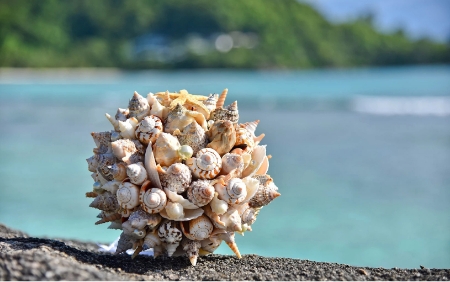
[0, 224, 449, 280]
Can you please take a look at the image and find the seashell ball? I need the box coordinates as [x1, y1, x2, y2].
[86, 89, 280, 266]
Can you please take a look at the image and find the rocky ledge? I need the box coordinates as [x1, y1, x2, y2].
[0, 224, 448, 281]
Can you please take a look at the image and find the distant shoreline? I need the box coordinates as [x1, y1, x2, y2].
[1, 223, 449, 281]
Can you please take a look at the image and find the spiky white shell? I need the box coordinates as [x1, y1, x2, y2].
[135, 115, 162, 145]
[187, 180, 215, 207]
[173, 121, 208, 156]
[118, 117, 139, 140]
[180, 215, 213, 241]
[117, 182, 140, 210]
[186, 148, 222, 179]
[140, 188, 167, 214]
[128, 209, 161, 230]
[126, 162, 147, 185]
[108, 162, 127, 181]
[158, 221, 183, 257]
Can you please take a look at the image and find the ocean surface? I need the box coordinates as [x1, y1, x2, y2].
[0, 65, 449, 268]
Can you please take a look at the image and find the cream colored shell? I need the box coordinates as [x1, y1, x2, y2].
[186, 148, 222, 179]
[187, 180, 215, 207]
[116, 182, 140, 210]
[140, 188, 167, 214]
[180, 215, 213, 241]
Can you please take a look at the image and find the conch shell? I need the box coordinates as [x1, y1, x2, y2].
[173, 121, 208, 156]
[164, 103, 207, 134]
[154, 132, 181, 167]
[206, 120, 236, 156]
[128, 91, 150, 121]
[249, 174, 280, 208]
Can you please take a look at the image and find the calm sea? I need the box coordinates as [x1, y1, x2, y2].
[0, 65, 449, 268]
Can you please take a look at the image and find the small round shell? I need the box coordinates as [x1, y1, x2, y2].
[158, 221, 183, 257]
[135, 115, 163, 145]
[180, 215, 213, 241]
[221, 153, 244, 176]
[140, 188, 167, 214]
[187, 180, 215, 207]
[158, 163, 192, 194]
[116, 182, 141, 210]
[186, 148, 222, 179]
[215, 178, 247, 204]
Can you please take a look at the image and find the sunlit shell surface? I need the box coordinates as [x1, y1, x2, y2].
[86, 89, 280, 266]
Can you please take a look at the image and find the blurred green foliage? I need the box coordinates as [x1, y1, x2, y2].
[0, 0, 448, 68]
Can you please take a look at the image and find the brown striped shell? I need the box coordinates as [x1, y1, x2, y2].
[186, 148, 222, 179]
[158, 220, 183, 257]
[187, 180, 215, 207]
[135, 115, 163, 145]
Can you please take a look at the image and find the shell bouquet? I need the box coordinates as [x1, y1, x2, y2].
[86, 89, 280, 266]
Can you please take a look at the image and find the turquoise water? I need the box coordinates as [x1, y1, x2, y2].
[0, 65, 449, 268]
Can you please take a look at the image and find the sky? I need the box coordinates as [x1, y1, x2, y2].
[301, 0, 450, 42]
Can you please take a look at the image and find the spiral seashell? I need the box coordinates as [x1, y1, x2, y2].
[203, 93, 219, 112]
[127, 91, 150, 121]
[135, 115, 163, 145]
[96, 154, 117, 182]
[122, 220, 147, 239]
[180, 215, 213, 241]
[241, 206, 259, 226]
[108, 162, 127, 181]
[142, 231, 162, 251]
[154, 132, 182, 167]
[209, 100, 239, 124]
[235, 126, 255, 154]
[140, 187, 167, 214]
[173, 121, 208, 156]
[116, 182, 140, 210]
[158, 221, 183, 257]
[128, 209, 162, 230]
[216, 88, 228, 109]
[182, 239, 201, 266]
[221, 153, 245, 176]
[218, 207, 242, 232]
[186, 148, 222, 180]
[215, 178, 247, 205]
[187, 180, 215, 207]
[126, 162, 148, 185]
[158, 163, 191, 194]
[89, 191, 119, 212]
[206, 120, 236, 156]
[249, 174, 281, 208]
